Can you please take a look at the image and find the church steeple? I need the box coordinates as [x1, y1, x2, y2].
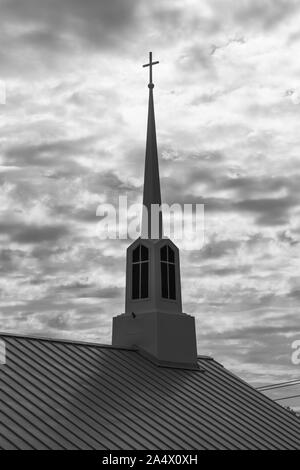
[141, 52, 162, 239]
[112, 53, 198, 369]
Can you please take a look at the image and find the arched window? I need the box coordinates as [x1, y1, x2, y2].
[132, 245, 149, 299]
[160, 245, 176, 300]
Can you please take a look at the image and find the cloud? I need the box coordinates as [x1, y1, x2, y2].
[231, 0, 299, 29]
[0, 248, 27, 273]
[0, 0, 140, 78]
[57, 281, 121, 299]
[179, 44, 215, 73]
[78, 286, 122, 299]
[192, 239, 240, 260]
[2, 134, 99, 174]
[45, 311, 73, 330]
[1, 0, 138, 48]
[0, 222, 69, 244]
[210, 0, 300, 30]
[288, 289, 300, 299]
[236, 196, 297, 226]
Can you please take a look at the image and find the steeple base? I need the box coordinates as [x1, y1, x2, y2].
[112, 311, 198, 369]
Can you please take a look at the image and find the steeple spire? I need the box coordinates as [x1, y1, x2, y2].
[141, 52, 162, 239]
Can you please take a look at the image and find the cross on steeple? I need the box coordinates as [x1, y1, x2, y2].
[143, 52, 159, 88]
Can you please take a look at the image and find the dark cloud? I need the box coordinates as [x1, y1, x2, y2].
[45, 311, 72, 330]
[4, 136, 95, 168]
[50, 204, 98, 224]
[223, 175, 291, 195]
[165, 185, 297, 225]
[277, 230, 299, 246]
[78, 286, 122, 299]
[169, 170, 298, 222]
[0, 249, 27, 273]
[21, 28, 70, 54]
[288, 289, 300, 299]
[30, 245, 70, 261]
[2, 0, 138, 49]
[236, 195, 297, 226]
[28, 277, 47, 286]
[0, 0, 140, 77]
[222, 323, 300, 340]
[59, 281, 94, 290]
[162, 159, 300, 227]
[14, 224, 69, 244]
[88, 171, 137, 195]
[210, 36, 246, 56]
[189, 239, 240, 261]
[52, 282, 123, 300]
[231, 0, 299, 30]
[0, 221, 69, 244]
[206, 265, 252, 277]
[179, 44, 216, 76]
[150, 4, 184, 32]
[190, 89, 230, 105]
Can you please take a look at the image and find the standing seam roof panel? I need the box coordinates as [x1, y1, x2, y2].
[0, 334, 299, 450]
[198, 358, 300, 442]
[5, 339, 153, 450]
[41, 339, 213, 450]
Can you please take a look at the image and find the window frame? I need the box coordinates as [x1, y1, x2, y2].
[131, 244, 150, 300]
[160, 244, 176, 301]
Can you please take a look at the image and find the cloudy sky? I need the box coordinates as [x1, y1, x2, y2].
[0, 0, 300, 411]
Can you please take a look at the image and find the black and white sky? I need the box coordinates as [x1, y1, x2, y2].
[0, 0, 300, 410]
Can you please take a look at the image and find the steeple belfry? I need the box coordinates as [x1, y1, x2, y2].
[142, 52, 162, 239]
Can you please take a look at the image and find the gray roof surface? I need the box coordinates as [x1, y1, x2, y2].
[0, 332, 299, 450]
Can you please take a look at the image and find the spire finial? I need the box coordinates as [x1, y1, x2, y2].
[143, 52, 159, 88]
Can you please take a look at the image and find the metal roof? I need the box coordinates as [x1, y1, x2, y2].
[0, 332, 299, 450]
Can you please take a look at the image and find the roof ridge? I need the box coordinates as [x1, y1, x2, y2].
[0, 331, 137, 350]
[0, 331, 217, 360]
[0, 332, 219, 361]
